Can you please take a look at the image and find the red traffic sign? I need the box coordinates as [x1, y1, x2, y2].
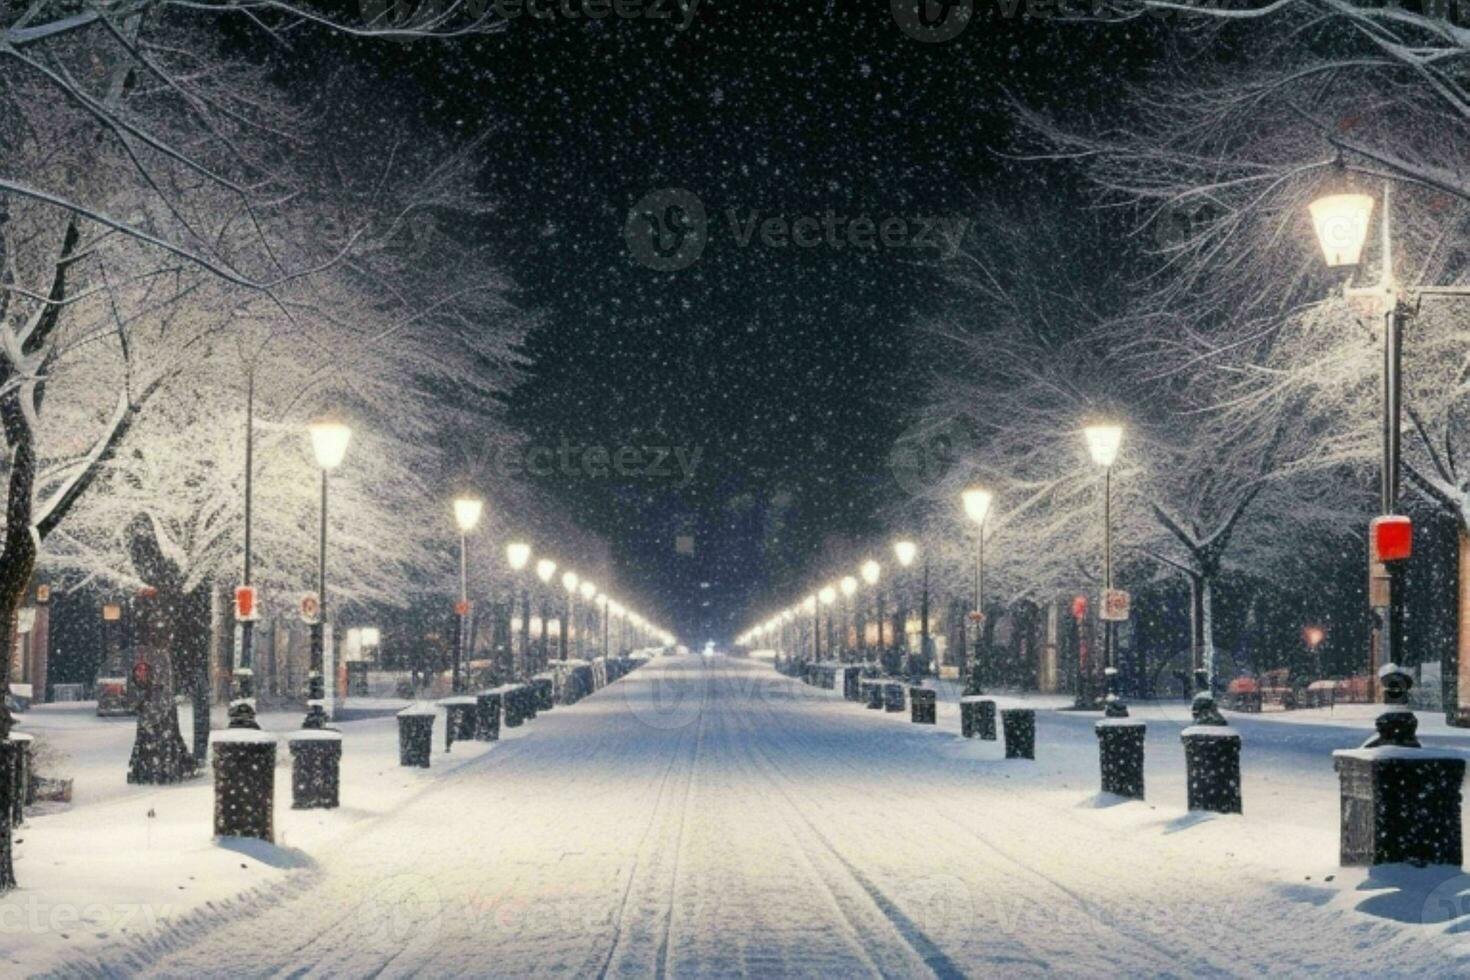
[234, 585, 259, 622]
[968, 610, 985, 623]
[1101, 588, 1131, 622]
[300, 592, 321, 624]
[1371, 515, 1412, 563]
[1071, 595, 1088, 620]
[455, 600, 470, 617]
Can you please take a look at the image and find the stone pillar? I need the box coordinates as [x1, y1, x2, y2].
[1334, 665, 1465, 866]
[1096, 718, 1146, 799]
[211, 730, 277, 841]
[909, 688, 937, 724]
[961, 696, 997, 740]
[288, 730, 342, 809]
[1181, 692, 1241, 814]
[397, 706, 435, 768]
[1002, 708, 1035, 760]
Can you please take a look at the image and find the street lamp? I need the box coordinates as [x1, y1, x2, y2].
[895, 539, 927, 674]
[304, 417, 350, 730]
[289, 415, 350, 812]
[1084, 424, 1126, 716]
[804, 594, 818, 661]
[962, 486, 993, 693]
[536, 559, 556, 670]
[1308, 181, 1470, 710]
[579, 580, 597, 658]
[451, 497, 483, 693]
[861, 560, 882, 657]
[839, 576, 857, 658]
[507, 543, 531, 678]
[561, 571, 579, 660]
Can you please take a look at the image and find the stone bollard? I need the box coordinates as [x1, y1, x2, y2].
[288, 730, 342, 810]
[883, 681, 906, 713]
[910, 688, 937, 725]
[439, 696, 480, 752]
[522, 683, 539, 722]
[1332, 665, 1465, 866]
[8, 732, 31, 826]
[475, 691, 503, 741]
[840, 666, 863, 702]
[501, 685, 527, 728]
[862, 679, 884, 710]
[397, 706, 435, 768]
[961, 696, 997, 740]
[1181, 692, 1241, 814]
[211, 729, 277, 841]
[1002, 708, 1035, 760]
[532, 675, 555, 712]
[1095, 718, 1146, 799]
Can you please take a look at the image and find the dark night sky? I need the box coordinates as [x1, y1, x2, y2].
[294, 2, 1161, 641]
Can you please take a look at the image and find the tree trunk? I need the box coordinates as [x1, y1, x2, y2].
[126, 590, 198, 785]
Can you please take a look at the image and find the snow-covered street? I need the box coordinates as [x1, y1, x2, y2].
[14, 655, 1467, 978]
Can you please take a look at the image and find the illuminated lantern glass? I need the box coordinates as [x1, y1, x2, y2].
[1309, 193, 1374, 268]
[308, 418, 352, 469]
[453, 497, 483, 533]
[962, 487, 993, 525]
[1084, 425, 1123, 467]
[506, 542, 531, 571]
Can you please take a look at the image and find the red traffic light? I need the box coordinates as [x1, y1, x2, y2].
[1371, 515, 1413, 563]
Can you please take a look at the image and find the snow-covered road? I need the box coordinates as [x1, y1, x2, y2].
[49, 656, 1470, 978]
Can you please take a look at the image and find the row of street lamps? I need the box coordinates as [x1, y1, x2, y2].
[739, 424, 1126, 699]
[737, 538, 929, 671]
[449, 495, 675, 693]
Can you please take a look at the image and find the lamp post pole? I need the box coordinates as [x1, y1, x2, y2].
[305, 466, 330, 730]
[231, 370, 258, 729]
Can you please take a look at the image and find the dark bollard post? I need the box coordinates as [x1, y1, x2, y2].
[501, 685, 526, 728]
[884, 681, 906, 713]
[910, 688, 937, 725]
[1181, 692, 1241, 814]
[863, 679, 884, 710]
[532, 675, 555, 712]
[9, 733, 31, 826]
[841, 666, 862, 702]
[397, 706, 435, 768]
[1333, 666, 1465, 866]
[1096, 718, 1146, 799]
[289, 731, 342, 809]
[475, 691, 503, 741]
[1002, 708, 1035, 760]
[439, 696, 479, 752]
[961, 696, 997, 740]
[212, 730, 277, 841]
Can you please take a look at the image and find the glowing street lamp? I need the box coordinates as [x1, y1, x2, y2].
[450, 496, 484, 693]
[1308, 181, 1470, 712]
[962, 485, 993, 694]
[579, 580, 597, 659]
[861, 560, 883, 655]
[1084, 424, 1127, 716]
[534, 559, 556, 669]
[304, 416, 351, 730]
[561, 571, 579, 661]
[290, 415, 351, 811]
[895, 539, 927, 673]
